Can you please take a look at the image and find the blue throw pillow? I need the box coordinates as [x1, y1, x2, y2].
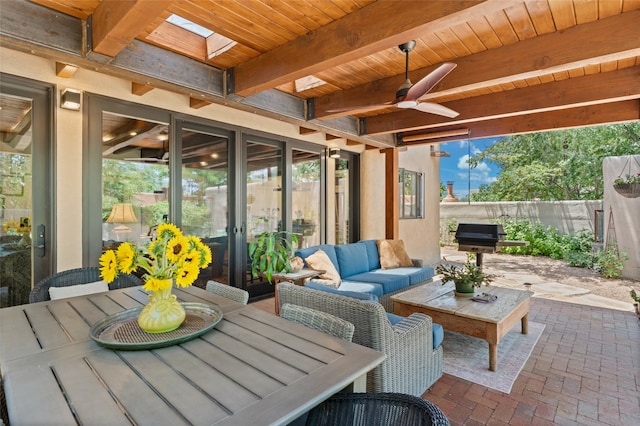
[335, 243, 369, 278]
[359, 239, 381, 270]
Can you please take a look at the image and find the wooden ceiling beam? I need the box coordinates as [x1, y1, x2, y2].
[91, 0, 172, 57]
[55, 61, 78, 78]
[131, 82, 154, 96]
[401, 100, 640, 145]
[365, 66, 640, 135]
[190, 97, 212, 109]
[232, 0, 513, 97]
[314, 10, 640, 119]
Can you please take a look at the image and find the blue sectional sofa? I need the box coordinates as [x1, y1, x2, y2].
[295, 239, 435, 311]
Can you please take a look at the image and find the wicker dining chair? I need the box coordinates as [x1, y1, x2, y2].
[205, 280, 249, 304]
[29, 267, 143, 303]
[304, 392, 449, 426]
[280, 303, 355, 341]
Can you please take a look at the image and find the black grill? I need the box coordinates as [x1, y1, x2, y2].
[455, 223, 506, 252]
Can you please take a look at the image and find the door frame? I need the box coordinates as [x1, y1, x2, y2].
[0, 73, 54, 285]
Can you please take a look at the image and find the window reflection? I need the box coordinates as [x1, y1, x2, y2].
[101, 112, 169, 249]
[292, 150, 320, 247]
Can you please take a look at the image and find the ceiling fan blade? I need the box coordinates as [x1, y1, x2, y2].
[413, 101, 459, 118]
[326, 101, 394, 113]
[405, 63, 457, 102]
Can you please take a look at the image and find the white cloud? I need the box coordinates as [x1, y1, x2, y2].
[456, 154, 496, 184]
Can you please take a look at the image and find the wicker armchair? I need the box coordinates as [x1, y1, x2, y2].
[205, 280, 249, 304]
[280, 303, 355, 341]
[305, 392, 449, 426]
[29, 267, 143, 303]
[277, 282, 443, 396]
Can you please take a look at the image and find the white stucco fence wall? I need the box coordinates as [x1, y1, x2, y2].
[440, 183, 638, 280]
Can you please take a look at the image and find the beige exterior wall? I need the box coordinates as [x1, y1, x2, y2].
[399, 146, 441, 266]
[1, 47, 441, 271]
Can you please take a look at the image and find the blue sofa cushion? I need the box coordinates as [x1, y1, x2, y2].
[346, 271, 410, 294]
[432, 323, 444, 349]
[305, 280, 379, 301]
[338, 280, 384, 298]
[296, 245, 340, 275]
[359, 239, 381, 270]
[334, 242, 369, 278]
[370, 267, 435, 285]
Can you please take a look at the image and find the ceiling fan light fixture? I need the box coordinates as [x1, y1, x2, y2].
[396, 100, 418, 109]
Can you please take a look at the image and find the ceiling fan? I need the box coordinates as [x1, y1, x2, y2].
[125, 148, 169, 163]
[328, 40, 459, 118]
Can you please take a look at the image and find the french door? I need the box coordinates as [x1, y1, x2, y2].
[0, 74, 53, 306]
[240, 135, 285, 298]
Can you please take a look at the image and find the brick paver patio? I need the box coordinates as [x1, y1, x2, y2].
[424, 298, 640, 425]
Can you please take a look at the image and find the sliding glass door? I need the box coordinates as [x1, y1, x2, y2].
[242, 135, 284, 298]
[176, 120, 231, 287]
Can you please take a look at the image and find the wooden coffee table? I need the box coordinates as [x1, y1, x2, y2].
[391, 280, 533, 371]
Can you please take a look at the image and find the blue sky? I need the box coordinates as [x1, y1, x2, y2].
[439, 137, 503, 199]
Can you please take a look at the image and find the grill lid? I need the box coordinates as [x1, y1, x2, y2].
[455, 223, 505, 245]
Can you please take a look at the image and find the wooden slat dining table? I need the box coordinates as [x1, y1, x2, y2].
[0, 285, 385, 425]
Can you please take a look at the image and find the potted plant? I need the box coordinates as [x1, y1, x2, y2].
[436, 261, 493, 297]
[613, 172, 640, 198]
[249, 231, 299, 283]
[631, 290, 640, 320]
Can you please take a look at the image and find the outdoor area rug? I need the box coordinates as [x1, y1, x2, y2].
[441, 321, 545, 394]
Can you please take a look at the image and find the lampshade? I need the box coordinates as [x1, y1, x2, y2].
[106, 203, 138, 223]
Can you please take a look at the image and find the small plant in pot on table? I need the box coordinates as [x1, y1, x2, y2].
[436, 260, 493, 297]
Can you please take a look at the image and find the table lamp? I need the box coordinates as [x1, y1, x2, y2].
[106, 203, 138, 239]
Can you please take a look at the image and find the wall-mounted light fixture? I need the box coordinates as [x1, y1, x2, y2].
[430, 145, 450, 157]
[328, 148, 340, 159]
[60, 88, 81, 111]
[402, 128, 470, 143]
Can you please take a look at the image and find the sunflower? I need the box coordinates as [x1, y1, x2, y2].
[175, 263, 200, 287]
[142, 276, 173, 292]
[166, 236, 188, 263]
[99, 250, 118, 283]
[116, 242, 137, 273]
[99, 223, 211, 292]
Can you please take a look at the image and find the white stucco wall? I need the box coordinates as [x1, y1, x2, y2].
[440, 200, 603, 235]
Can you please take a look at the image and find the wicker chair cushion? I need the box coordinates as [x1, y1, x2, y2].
[387, 313, 444, 349]
[48, 280, 109, 300]
[305, 280, 378, 301]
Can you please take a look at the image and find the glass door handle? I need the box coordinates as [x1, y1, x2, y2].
[36, 224, 45, 257]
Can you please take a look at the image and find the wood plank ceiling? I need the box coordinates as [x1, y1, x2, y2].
[4, 0, 640, 149]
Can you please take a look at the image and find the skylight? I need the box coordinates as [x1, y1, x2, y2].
[166, 14, 214, 38]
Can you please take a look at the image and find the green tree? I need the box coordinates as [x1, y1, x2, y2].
[470, 123, 640, 201]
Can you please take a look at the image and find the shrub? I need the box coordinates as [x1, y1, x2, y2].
[594, 246, 628, 278]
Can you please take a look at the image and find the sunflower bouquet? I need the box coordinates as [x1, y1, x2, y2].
[99, 223, 212, 293]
